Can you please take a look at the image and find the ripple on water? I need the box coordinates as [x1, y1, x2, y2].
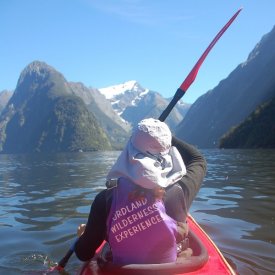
[0, 251, 57, 274]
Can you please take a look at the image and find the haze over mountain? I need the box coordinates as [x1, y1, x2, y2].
[0, 90, 13, 114]
[176, 25, 275, 148]
[68, 82, 130, 149]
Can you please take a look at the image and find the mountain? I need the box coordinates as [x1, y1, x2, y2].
[219, 96, 275, 148]
[0, 62, 191, 153]
[0, 90, 13, 114]
[0, 61, 111, 153]
[68, 82, 131, 149]
[176, 25, 275, 148]
[99, 81, 190, 129]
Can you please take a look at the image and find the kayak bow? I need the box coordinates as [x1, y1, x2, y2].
[78, 214, 236, 275]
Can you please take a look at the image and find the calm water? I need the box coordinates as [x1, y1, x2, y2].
[0, 149, 275, 275]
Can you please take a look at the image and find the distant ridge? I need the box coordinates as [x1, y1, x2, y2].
[99, 81, 190, 129]
[176, 25, 275, 148]
[0, 90, 13, 114]
[219, 96, 275, 148]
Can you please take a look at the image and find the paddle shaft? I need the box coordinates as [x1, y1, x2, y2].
[159, 88, 185, 121]
[57, 248, 74, 269]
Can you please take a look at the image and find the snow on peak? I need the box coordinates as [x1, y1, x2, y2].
[99, 80, 141, 99]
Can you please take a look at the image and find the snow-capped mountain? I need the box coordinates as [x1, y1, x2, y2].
[99, 81, 191, 129]
[99, 80, 144, 99]
[99, 81, 149, 116]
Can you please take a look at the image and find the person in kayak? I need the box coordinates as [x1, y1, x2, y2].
[74, 118, 207, 265]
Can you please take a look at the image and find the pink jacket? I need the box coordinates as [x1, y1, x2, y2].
[107, 177, 179, 265]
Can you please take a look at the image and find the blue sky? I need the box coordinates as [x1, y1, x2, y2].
[1, 1, 275, 103]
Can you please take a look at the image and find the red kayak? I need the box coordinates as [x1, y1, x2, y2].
[78, 215, 236, 275]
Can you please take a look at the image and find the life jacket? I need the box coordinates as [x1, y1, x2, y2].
[106, 177, 180, 265]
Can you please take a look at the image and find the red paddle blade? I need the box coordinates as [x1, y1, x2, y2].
[180, 8, 242, 92]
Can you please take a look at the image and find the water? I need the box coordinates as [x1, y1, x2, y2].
[0, 149, 275, 275]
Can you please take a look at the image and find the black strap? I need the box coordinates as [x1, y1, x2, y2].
[105, 178, 118, 189]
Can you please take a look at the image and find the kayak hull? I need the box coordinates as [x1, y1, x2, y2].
[77, 215, 236, 275]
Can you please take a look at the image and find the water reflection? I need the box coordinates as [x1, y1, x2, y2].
[191, 149, 275, 275]
[0, 151, 119, 232]
[0, 149, 275, 274]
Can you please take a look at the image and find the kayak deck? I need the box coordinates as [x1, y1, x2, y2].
[78, 215, 236, 275]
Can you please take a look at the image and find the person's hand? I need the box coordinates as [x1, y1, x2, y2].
[77, 223, 86, 237]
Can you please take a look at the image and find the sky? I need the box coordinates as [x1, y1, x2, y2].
[1, 1, 275, 104]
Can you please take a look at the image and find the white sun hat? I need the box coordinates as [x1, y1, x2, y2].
[107, 118, 186, 189]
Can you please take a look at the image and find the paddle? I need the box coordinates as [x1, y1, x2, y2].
[159, 7, 242, 122]
[46, 240, 76, 272]
[54, 247, 75, 271]
[53, 7, 242, 272]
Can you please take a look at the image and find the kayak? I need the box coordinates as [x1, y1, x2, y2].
[77, 214, 236, 275]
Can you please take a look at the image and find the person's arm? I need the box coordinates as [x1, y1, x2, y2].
[74, 190, 108, 261]
[164, 136, 207, 221]
[172, 136, 207, 208]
